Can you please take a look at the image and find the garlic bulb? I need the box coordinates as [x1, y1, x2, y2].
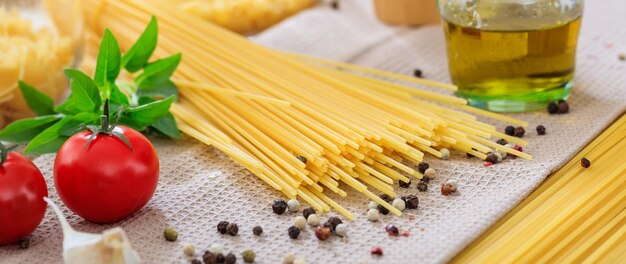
[44, 198, 142, 264]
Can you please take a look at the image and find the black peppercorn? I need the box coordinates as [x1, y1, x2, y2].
[18, 237, 29, 249]
[377, 204, 390, 215]
[226, 223, 239, 236]
[399, 180, 411, 188]
[296, 155, 307, 164]
[504, 126, 515, 136]
[379, 193, 392, 203]
[401, 195, 419, 209]
[326, 216, 343, 231]
[330, 0, 339, 9]
[417, 181, 428, 192]
[272, 199, 288, 215]
[581, 157, 591, 168]
[204, 251, 217, 264]
[217, 221, 229, 234]
[547, 102, 559, 114]
[253, 226, 263, 236]
[486, 153, 499, 164]
[288, 225, 300, 239]
[413, 69, 423, 78]
[225, 253, 237, 264]
[385, 224, 399, 236]
[191, 259, 202, 264]
[322, 221, 334, 230]
[536, 125, 546, 135]
[216, 253, 225, 264]
[420, 177, 430, 184]
[302, 207, 316, 219]
[558, 100, 569, 113]
[514, 126, 525, 138]
[417, 162, 429, 174]
[497, 139, 508, 145]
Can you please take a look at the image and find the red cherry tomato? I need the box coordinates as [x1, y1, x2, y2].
[0, 150, 48, 245]
[54, 125, 159, 223]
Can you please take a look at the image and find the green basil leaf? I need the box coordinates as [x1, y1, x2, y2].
[94, 29, 121, 89]
[59, 112, 100, 137]
[135, 53, 181, 85]
[0, 115, 62, 142]
[121, 16, 158, 73]
[108, 82, 130, 105]
[137, 79, 178, 100]
[150, 113, 180, 139]
[55, 71, 102, 115]
[18, 81, 55, 116]
[24, 117, 71, 154]
[120, 95, 174, 129]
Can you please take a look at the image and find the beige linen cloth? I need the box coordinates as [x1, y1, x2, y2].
[2, 1, 626, 263]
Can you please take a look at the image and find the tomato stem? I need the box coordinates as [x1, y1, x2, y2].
[0, 143, 20, 166]
[83, 99, 134, 152]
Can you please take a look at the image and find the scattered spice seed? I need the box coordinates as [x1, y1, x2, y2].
[402, 231, 411, 237]
[315, 226, 332, 241]
[272, 199, 288, 215]
[558, 100, 570, 113]
[326, 216, 343, 231]
[288, 226, 300, 239]
[440, 148, 450, 160]
[417, 181, 428, 192]
[417, 162, 429, 174]
[504, 126, 515, 136]
[441, 182, 456, 195]
[296, 155, 307, 164]
[379, 193, 392, 203]
[163, 227, 178, 242]
[203, 251, 216, 264]
[377, 204, 390, 215]
[424, 168, 436, 179]
[401, 195, 419, 209]
[191, 259, 202, 264]
[581, 157, 591, 168]
[216, 253, 225, 263]
[253, 226, 263, 236]
[547, 102, 559, 114]
[226, 223, 239, 236]
[283, 254, 295, 264]
[322, 221, 334, 230]
[413, 69, 423, 78]
[225, 253, 237, 264]
[368, 201, 379, 210]
[496, 139, 508, 145]
[307, 214, 320, 226]
[217, 221, 229, 234]
[508, 145, 524, 158]
[287, 199, 300, 213]
[335, 223, 347, 237]
[371, 247, 384, 256]
[367, 209, 380, 222]
[241, 249, 256, 263]
[420, 177, 430, 184]
[486, 153, 499, 164]
[536, 125, 546, 135]
[447, 179, 458, 191]
[392, 198, 406, 212]
[18, 237, 29, 249]
[294, 216, 307, 230]
[514, 126, 525, 138]
[302, 207, 316, 219]
[209, 243, 224, 255]
[483, 161, 494, 167]
[385, 224, 399, 236]
[399, 180, 411, 188]
[183, 243, 195, 256]
[294, 258, 305, 264]
[330, 0, 339, 9]
[619, 53, 626, 61]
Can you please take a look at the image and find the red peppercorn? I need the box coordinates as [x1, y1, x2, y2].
[581, 157, 591, 168]
[441, 184, 455, 195]
[371, 247, 383, 256]
[483, 161, 494, 167]
[508, 145, 523, 158]
[315, 226, 332, 241]
[385, 224, 399, 236]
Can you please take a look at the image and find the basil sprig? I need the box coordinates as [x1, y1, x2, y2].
[0, 17, 181, 154]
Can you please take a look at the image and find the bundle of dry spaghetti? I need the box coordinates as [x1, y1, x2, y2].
[83, 0, 531, 218]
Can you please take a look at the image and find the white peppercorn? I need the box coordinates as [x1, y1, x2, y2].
[440, 148, 450, 160]
[208, 243, 224, 255]
[446, 179, 458, 191]
[368, 201, 379, 210]
[294, 216, 307, 230]
[424, 168, 436, 179]
[335, 223, 347, 237]
[392, 198, 406, 212]
[183, 243, 195, 256]
[294, 258, 305, 264]
[307, 214, 320, 227]
[283, 253, 295, 264]
[367, 208, 379, 222]
[287, 199, 300, 213]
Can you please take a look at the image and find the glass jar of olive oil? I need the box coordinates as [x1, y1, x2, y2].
[438, 0, 583, 112]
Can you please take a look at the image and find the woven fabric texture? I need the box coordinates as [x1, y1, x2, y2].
[2, 0, 626, 263]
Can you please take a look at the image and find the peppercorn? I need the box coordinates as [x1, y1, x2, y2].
[401, 195, 419, 209]
[447, 179, 458, 191]
[486, 153, 499, 164]
[183, 243, 195, 256]
[547, 102, 559, 114]
[367, 209, 380, 222]
[385, 224, 399, 236]
[217, 221, 229, 234]
[420, 177, 430, 184]
[440, 148, 450, 160]
[392, 198, 406, 212]
[378, 204, 390, 215]
[484, 161, 494, 167]
[287, 199, 300, 213]
[368, 201, 379, 210]
[504, 126, 515, 136]
[371, 247, 383, 256]
[413, 69, 423, 78]
[241, 249, 256, 263]
[315, 226, 332, 241]
[272, 199, 288, 215]
[288, 226, 300, 239]
[619, 53, 626, 61]
[326, 216, 343, 231]
[294, 216, 307, 230]
[296, 155, 307, 164]
[379, 193, 392, 203]
[204, 251, 216, 264]
[399, 180, 411, 188]
[335, 223, 347, 237]
[294, 258, 305, 264]
[441, 184, 455, 195]
[226, 223, 239, 236]
[191, 259, 202, 264]
[417, 162, 429, 174]
[253, 226, 263, 236]
[496, 139, 508, 145]
[417, 181, 428, 192]
[284, 254, 295, 264]
[209, 243, 224, 255]
[163, 227, 178, 242]
[18, 237, 29, 249]
[216, 253, 225, 263]
[514, 126, 525, 138]
[508, 145, 524, 158]
[558, 100, 569, 113]
[225, 253, 237, 264]
[330, 0, 339, 9]
[581, 157, 591, 168]
[299, 207, 314, 220]
[536, 125, 546, 135]
[424, 168, 436, 179]
[307, 214, 320, 226]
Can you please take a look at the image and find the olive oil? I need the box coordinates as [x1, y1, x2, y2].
[444, 17, 582, 112]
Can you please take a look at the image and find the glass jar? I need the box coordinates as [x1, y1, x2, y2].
[0, 0, 83, 127]
[438, 0, 584, 112]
